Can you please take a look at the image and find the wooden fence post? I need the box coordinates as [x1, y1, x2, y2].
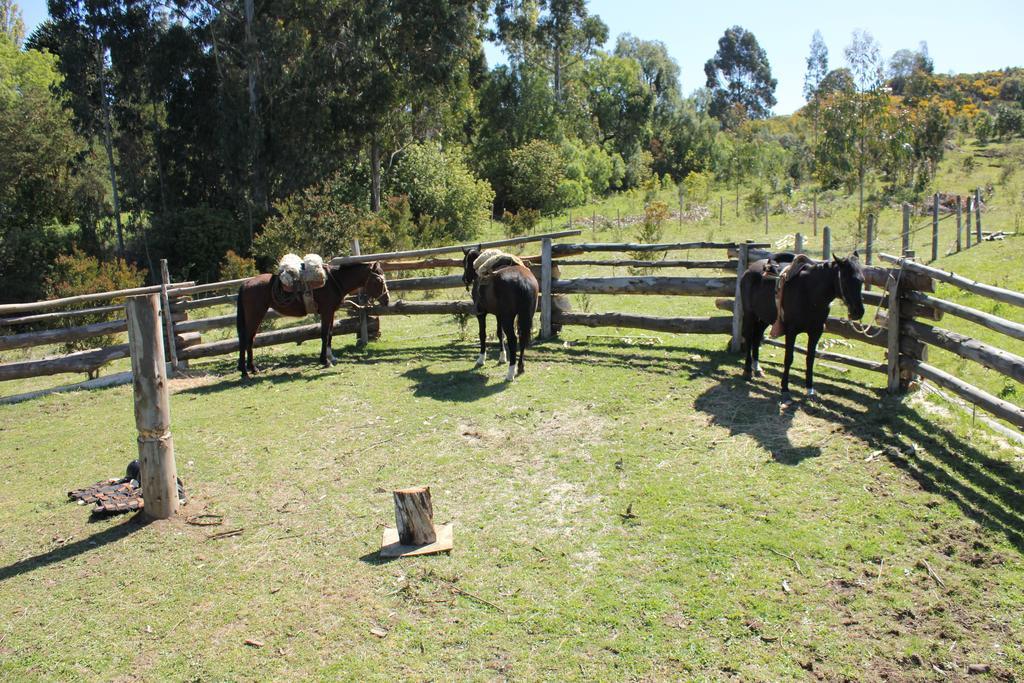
[812, 195, 818, 236]
[352, 238, 369, 347]
[822, 226, 831, 260]
[764, 200, 769, 234]
[719, 196, 724, 226]
[541, 237, 553, 339]
[866, 214, 875, 266]
[975, 188, 982, 242]
[795, 232, 804, 254]
[159, 259, 180, 374]
[126, 294, 179, 520]
[956, 197, 963, 253]
[902, 203, 911, 256]
[931, 193, 939, 262]
[886, 275, 902, 394]
[730, 243, 749, 353]
[966, 195, 973, 248]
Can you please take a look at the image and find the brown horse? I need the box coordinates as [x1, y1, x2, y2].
[462, 247, 538, 381]
[235, 262, 389, 378]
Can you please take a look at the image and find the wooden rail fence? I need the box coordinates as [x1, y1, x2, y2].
[4, 228, 1023, 438]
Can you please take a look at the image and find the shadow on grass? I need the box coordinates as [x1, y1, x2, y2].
[401, 365, 509, 402]
[694, 362, 1024, 553]
[0, 515, 151, 583]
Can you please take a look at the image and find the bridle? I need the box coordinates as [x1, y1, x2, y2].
[328, 263, 389, 303]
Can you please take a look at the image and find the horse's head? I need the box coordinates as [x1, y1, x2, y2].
[362, 261, 390, 307]
[833, 251, 865, 320]
[462, 247, 481, 286]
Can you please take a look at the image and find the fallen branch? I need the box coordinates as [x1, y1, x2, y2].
[767, 547, 804, 575]
[918, 559, 946, 587]
[452, 587, 504, 613]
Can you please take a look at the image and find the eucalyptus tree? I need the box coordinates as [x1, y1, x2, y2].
[704, 25, 777, 127]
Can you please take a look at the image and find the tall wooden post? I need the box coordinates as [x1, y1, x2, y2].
[822, 225, 832, 260]
[956, 197, 963, 253]
[812, 194, 818, 236]
[975, 188, 982, 242]
[730, 243, 749, 353]
[678, 193, 683, 227]
[540, 238, 553, 339]
[719, 196, 724, 226]
[158, 259, 179, 374]
[866, 214, 875, 265]
[886, 275, 902, 394]
[931, 193, 939, 262]
[126, 294, 179, 519]
[764, 200, 769, 234]
[966, 196, 973, 248]
[902, 203, 911, 256]
[352, 239, 369, 347]
[795, 232, 804, 254]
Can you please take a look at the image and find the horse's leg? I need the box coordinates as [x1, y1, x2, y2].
[498, 325, 507, 364]
[516, 308, 531, 376]
[246, 308, 267, 375]
[751, 320, 769, 378]
[319, 311, 335, 366]
[500, 315, 518, 381]
[805, 328, 822, 397]
[780, 330, 797, 403]
[475, 314, 487, 368]
[236, 292, 248, 377]
[743, 313, 755, 380]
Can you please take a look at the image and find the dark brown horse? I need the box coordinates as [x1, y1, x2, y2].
[741, 252, 865, 402]
[462, 248, 538, 381]
[235, 262, 389, 378]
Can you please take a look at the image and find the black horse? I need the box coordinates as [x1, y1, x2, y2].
[741, 252, 866, 402]
[462, 248, 539, 381]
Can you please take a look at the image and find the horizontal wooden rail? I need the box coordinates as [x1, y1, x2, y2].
[0, 344, 131, 381]
[388, 274, 466, 292]
[554, 259, 737, 270]
[330, 230, 581, 265]
[555, 241, 769, 254]
[167, 277, 250, 297]
[879, 253, 1024, 307]
[552, 312, 732, 335]
[908, 359, 1024, 429]
[551, 276, 734, 297]
[861, 290, 942, 321]
[0, 318, 128, 352]
[762, 339, 886, 374]
[172, 294, 237, 312]
[903, 319, 1024, 384]
[354, 300, 476, 316]
[0, 281, 195, 316]
[178, 317, 374, 361]
[0, 302, 125, 327]
[905, 290, 1024, 342]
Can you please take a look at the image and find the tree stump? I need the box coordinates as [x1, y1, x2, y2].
[393, 486, 436, 546]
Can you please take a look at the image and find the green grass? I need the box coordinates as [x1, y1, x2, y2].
[1, 138, 1024, 680]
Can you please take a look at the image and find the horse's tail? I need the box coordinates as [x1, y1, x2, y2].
[522, 280, 537, 347]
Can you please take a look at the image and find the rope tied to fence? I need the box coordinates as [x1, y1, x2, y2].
[849, 264, 904, 338]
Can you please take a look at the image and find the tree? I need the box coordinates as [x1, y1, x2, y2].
[0, 39, 91, 302]
[888, 42, 934, 98]
[704, 26, 777, 126]
[843, 29, 887, 233]
[493, 0, 608, 106]
[614, 34, 681, 113]
[1, 0, 24, 46]
[803, 30, 829, 103]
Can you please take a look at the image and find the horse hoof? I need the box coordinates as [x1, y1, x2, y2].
[516, 366, 525, 377]
[474, 354, 485, 368]
[743, 371, 752, 381]
[505, 366, 516, 382]
[779, 392, 793, 406]
[807, 387, 817, 399]
[499, 352, 508, 364]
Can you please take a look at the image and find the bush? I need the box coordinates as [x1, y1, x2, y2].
[502, 209, 541, 238]
[253, 172, 395, 266]
[745, 186, 769, 221]
[44, 249, 147, 361]
[629, 200, 669, 274]
[506, 139, 566, 214]
[219, 250, 257, 281]
[394, 143, 494, 244]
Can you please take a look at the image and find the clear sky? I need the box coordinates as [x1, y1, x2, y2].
[16, 0, 1024, 115]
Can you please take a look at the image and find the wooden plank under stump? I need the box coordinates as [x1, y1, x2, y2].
[380, 486, 453, 557]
